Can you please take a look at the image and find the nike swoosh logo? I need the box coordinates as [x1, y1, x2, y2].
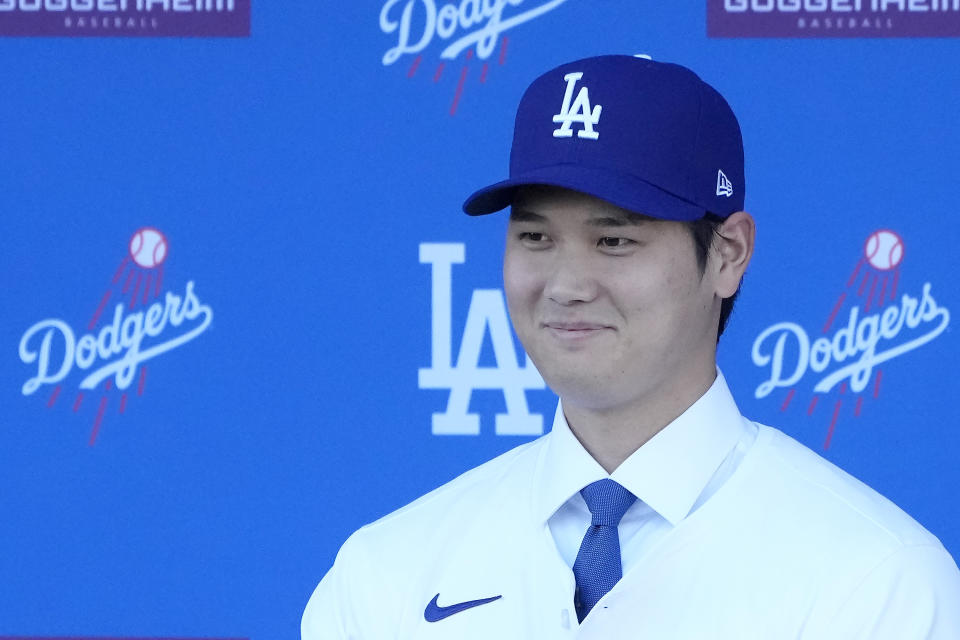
[423, 592, 503, 622]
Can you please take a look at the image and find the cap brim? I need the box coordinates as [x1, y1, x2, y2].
[462, 164, 706, 221]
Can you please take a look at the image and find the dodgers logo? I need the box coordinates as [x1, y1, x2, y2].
[751, 229, 950, 449]
[379, 0, 570, 114]
[552, 72, 602, 140]
[17, 227, 213, 445]
[419, 243, 545, 435]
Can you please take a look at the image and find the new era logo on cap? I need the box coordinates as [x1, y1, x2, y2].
[716, 169, 734, 197]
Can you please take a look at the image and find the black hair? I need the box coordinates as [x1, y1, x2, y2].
[686, 212, 739, 341]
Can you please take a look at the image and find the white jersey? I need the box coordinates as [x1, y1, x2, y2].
[303, 373, 960, 639]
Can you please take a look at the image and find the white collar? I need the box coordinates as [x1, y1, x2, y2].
[532, 370, 750, 527]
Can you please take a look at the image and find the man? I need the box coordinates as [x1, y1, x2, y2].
[302, 55, 960, 638]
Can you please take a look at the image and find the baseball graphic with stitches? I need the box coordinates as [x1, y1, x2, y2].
[129, 227, 168, 269]
[864, 230, 903, 271]
[130, 227, 167, 269]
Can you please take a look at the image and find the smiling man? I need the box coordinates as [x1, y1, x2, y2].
[302, 55, 960, 639]
[502, 188, 751, 474]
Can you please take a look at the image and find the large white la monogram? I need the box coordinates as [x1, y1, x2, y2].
[419, 243, 546, 436]
[552, 72, 602, 140]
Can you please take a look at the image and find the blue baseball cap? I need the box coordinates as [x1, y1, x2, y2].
[462, 55, 745, 221]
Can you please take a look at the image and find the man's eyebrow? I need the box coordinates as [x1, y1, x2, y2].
[585, 213, 650, 227]
[509, 208, 547, 222]
[509, 208, 652, 226]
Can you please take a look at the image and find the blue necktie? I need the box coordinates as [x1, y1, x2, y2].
[572, 479, 637, 623]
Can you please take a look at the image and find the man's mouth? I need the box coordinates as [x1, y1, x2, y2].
[542, 321, 613, 340]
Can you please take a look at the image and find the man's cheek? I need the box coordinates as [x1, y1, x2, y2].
[504, 277, 540, 314]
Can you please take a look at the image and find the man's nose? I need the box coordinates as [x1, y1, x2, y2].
[543, 253, 598, 305]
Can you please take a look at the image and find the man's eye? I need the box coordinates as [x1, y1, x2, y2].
[518, 232, 546, 243]
[599, 237, 632, 248]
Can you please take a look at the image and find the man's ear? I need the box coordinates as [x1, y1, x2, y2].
[712, 211, 755, 299]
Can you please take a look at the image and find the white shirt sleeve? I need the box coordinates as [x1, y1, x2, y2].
[821, 544, 960, 639]
[301, 533, 371, 640]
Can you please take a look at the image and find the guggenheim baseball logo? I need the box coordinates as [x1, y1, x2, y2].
[708, 0, 960, 37]
[380, 0, 570, 114]
[751, 230, 950, 449]
[0, 0, 250, 37]
[17, 228, 213, 445]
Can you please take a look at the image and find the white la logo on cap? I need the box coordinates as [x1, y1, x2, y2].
[716, 169, 733, 197]
[553, 72, 602, 140]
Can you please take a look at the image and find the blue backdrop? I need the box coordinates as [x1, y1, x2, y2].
[2, 2, 958, 637]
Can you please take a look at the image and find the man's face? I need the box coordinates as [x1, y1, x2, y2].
[503, 186, 721, 413]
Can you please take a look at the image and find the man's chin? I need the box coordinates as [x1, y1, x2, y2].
[540, 372, 623, 409]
